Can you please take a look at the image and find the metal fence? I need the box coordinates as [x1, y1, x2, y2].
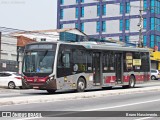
[0, 59, 18, 72]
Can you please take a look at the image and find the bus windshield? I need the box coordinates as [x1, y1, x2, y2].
[23, 51, 55, 73]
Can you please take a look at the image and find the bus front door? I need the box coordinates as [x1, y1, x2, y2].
[93, 52, 101, 85]
[115, 53, 123, 84]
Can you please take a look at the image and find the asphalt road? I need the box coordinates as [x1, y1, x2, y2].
[0, 80, 160, 99]
[1, 81, 160, 120]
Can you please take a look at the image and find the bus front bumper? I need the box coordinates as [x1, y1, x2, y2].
[22, 79, 57, 90]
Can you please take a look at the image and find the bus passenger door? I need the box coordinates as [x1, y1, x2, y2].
[115, 53, 123, 84]
[93, 52, 101, 85]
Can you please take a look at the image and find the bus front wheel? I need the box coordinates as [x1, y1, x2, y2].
[47, 89, 56, 94]
[77, 77, 86, 92]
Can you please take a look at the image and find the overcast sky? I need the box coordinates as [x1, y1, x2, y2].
[0, 0, 57, 30]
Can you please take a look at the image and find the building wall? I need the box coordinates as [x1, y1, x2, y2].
[106, 20, 120, 34]
[83, 6, 98, 19]
[130, 1, 140, 15]
[105, 4, 121, 17]
[130, 35, 139, 44]
[0, 36, 18, 72]
[84, 22, 97, 35]
[129, 18, 139, 33]
[63, 8, 76, 21]
[63, 23, 76, 28]
[1, 36, 17, 61]
[63, 0, 75, 5]
[83, 0, 97, 4]
[58, 0, 160, 48]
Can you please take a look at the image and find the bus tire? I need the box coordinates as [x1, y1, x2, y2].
[47, 89, 56, 94]
[77, 77, 86, 92]
[129, 75, 135, 88]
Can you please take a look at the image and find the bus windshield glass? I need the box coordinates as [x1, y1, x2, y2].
[23, 51, 55, 73]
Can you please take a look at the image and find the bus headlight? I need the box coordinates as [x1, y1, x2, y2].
[50, 76, 54, 80]
[46, 75, 55, 84]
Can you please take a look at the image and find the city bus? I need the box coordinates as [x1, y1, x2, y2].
[21, 41, 150, 93]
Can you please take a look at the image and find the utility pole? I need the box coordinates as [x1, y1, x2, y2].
[138, 0, 143, 47]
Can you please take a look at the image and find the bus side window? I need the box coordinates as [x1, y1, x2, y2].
[58, 51, 63, 68]
[133, 52, 141, 71]
[58, 51, 70, 68]
[109, 52, 115, 71]
[103, 53, 109, 71]
[73, 49, 87, 72]
[62, 53, 70, 68]
[141, 52, 150, 72]
[87, 52, 92, 71]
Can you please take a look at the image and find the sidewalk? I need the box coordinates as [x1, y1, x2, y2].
[0, 88, 21, 93]
[0, 86, 160, 106]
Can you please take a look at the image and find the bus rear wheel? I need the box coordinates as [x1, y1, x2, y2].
[129, 75, 135, 88]
[47, 89, 56, 94]
[77, 77, 86, 92]
[122, 75, 135, 88]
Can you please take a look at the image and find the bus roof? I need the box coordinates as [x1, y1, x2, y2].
[58, 42, 149, 52]
[83, 44, 149, 52]
[26, 41, 149, 52]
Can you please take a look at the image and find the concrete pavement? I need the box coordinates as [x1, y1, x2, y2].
[1, 85, 160, 106]
[1, 90, 160, 119]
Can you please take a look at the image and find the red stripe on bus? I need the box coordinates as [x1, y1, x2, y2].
[123, 76, 130, 82]
[105, 76, 116, 83]
[25, 76, 49, 83]
[105, 74, 150, 83]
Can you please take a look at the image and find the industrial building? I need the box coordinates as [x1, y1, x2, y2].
[0, 35, 18, 72]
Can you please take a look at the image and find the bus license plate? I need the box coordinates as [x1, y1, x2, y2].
[33, 86, 39, 89]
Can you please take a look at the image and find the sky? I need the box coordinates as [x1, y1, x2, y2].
[0, 0, 57, 30]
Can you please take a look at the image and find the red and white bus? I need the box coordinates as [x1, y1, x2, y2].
[22, 41, 150, 93]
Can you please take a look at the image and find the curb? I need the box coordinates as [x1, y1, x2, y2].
[1, 86, 160, 106]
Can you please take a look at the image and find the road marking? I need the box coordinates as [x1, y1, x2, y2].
[11, 99, 160, 119]
[134, 117, 153, 120]
[84, 99, 160, 111]
[13, 117, 40, 120]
